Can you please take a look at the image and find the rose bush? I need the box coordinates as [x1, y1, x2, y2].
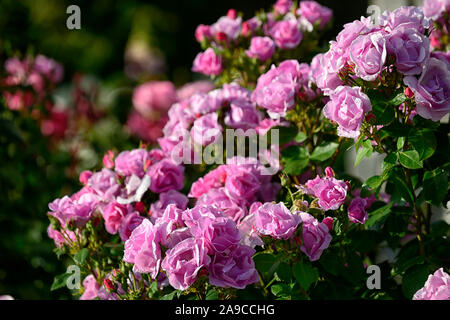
[44, 0, 449, 301]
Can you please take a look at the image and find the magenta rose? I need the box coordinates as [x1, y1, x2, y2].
[274, 0, 293, 15]
[305, 175, 348, 211]
[347, 198, 368, 224]
[176, 80, 214, 101]
[189, 92, 222, 115]
[182, 204, 224, 229]
[298, 1, 333, 29]
[80, 275, 101, 300]
[208, 245, 259, 289]
[189, 214, 242, 254]
[88, 168, 121, 202]
[310, 48, 345, 94]
[335, 17, 373, 50]
[323, 86, 372, 138]
[119, 210, 145, 241]
[254, 202, 301, 240]
[224, 99, 262, 130]
[48, 191, 98, 228]
[197, 188, 247, 223]
[422, 0, 448, 20]
[211, 15, 242, 40]
[224, 166, 261, 202]
[161, 237, 211, 290]
[132, 81, 177, 117]
[190, 112, 223, 146]
[123, 219, 161, 278]
[101, 202, 128, 234]
[403, 57, 450, 121]
[147, 159, 185, 193]
[150, 189, 189, 219]
[270, 19, 302, 49]
[299, 212, 332, 261]
[349, 31, 387, 81]
[114, 149, 150, 178]
[413, 268, 450, 300]
[386, 27, 429, 75]
[47, 225, 77, 248]
[246, 36, 275, 61]
[192, 48, 223, 76]
[195, 24, 212, 42]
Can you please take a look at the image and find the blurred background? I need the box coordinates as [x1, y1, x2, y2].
[0, 0, 427, 300]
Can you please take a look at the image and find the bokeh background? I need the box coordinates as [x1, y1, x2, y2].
[0, 0, 427, 300]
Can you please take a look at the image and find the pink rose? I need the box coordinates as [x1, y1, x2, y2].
[114, 149, 150, 178]
[176, 80, 214, 101]
[80, 275, 101, 300]
[254, 202, 301, 240]
[132, 81, 177, 117]
[299, 212, 332, 261]
[150, 189, 189, 219]
[208, 245, 259, 289]
[224, 99, 262, 130]
[270, 19, 303, 49]
[197, 188, 247, 223]
[123, 219, 161, 278]
[161, 238, 211, 290]
[119, 211, 145, 241]
[147, 159, 185, 193]
[348, 198, 368, 224]
[305, 174, 348, 211]
[195, 24, 212, 42]
[298, 1, 333, 29]
[413, 268, 450, 300]
[101, 202, 128, 234]
[349, 31, 387, 81]
[403, 57, 450, 121]
[190, 112, 223, 146]
[246, 36, 275, 61]
[324, 86, 372, 138]
[192, 48, 223, 76]
[211, 15, 242, 40]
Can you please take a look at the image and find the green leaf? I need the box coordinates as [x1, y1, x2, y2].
[253, 253, 277, 274]
[382, 152, 398, 172]
[161, 291, 177, 300]
[73, 248, 89, 265]
[364, 175, 385, 190]
[275, 262, 292, 283]
[399, 150, 423, 169]
[293, 262, 319, 291]
[281, 146, 309, 175]
[270, 283, 291, 298]
[368, 90, 395, 125]
[354, 140, 373, 167]
[397, 137, 405, 150]
[365, 202, 393, 229]
[422, 169, 448, 206]
[50, 273, 71, 291]
[402, 265, 430, 299]
[206, 289, 219, 300]
[408, 129, 437, 160]
[310, 142, 339, 162]
[278, 125, 299, 145]
[295, 132, 307, 143]
[389, 92, 407, 106]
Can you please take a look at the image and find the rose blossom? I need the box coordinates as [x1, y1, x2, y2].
[114, 149, 149, 178]
[48, 191, 98, 227]
[224, 165, 261, 202]
[211, 15, 242, 40]
[147, 159, 185, 193]
[123, 219, 161, 278]
[323, 86, 372, 138]
[195, 24, 212, 42]
[150, 190, 189, 219]
[380, 6, 429, 33]
[47, 225, 77, 248]
[299, 212, 332, 261]
[297, 1, 333, 29]
[189, 92, 222, 115]
[224, 99, 262, 130]
[270, 19, 303, 49]
[349, 31, 387, 81]
[132, 81, 177, 117]
[197, 188, 247, 223]
[413, 268, 450, 300]
[251, 60, 300, 117]
[254, 202, 301, 240]
[80, 275, 101, 300]
[386, 27, 430, 75]
[161, 238, 211, 290]
[274, 0, 293, 15]
[403, 57, 450, 121]
[190, 112, 223, 146]
[304, 174, 348, 211]
[192, 48, 223, 76]
[182, 204, 223, 229]
[189, 214, 242, 254]
[310, 49, 345, 95]
[347, 198, 368, 224]
[176, 80, 214, 101]
[208, 245, 259, 289]
[101, 202, 128, 234]
[422, 0, 448, 20]
[88, 168, 121, 202]
[119, 211, 145, 241]
[245, 36, 275, 61]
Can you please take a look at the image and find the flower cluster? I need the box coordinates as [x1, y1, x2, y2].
[192, 0, 332, 84]
[314, 5, 449, 135]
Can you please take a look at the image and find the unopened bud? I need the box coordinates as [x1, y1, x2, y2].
[404, 87, 414, 98]
[227, 9, 237, 19]
[325, 167, 335, 178]
[322, 217, 333, 232]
